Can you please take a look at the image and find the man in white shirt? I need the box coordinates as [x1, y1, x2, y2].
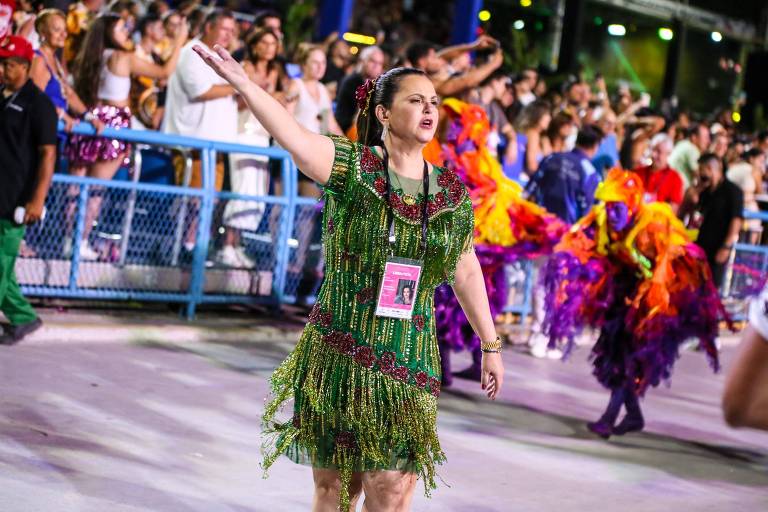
[163, 10, 238, 256]
[164, 10, 237, 186]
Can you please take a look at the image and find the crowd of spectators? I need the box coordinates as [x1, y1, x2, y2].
[2, 1, 767, 294]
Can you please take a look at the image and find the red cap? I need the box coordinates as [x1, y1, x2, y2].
[0, 35, 34, 62]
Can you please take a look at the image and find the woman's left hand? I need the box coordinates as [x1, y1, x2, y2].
[481, 352, 504, 400]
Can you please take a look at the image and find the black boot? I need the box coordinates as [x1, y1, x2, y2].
[613, 389, 645, 435]
[0, 318, 43, 346]
[588, 387, 625, 439]
[453, 346, 482, 382]
[439, 343, 453, 387]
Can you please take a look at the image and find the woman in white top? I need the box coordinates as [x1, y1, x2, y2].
[287, 43, 343, 138]
[283, 44, 343, 287]
[66, 13, 187, 259]
[219, 28, 282, 269]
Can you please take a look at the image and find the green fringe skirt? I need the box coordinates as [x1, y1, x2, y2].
[261, 325, 445, 509]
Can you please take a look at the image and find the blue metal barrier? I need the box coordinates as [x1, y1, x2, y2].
[19, 122, 297, 318]
[723, 209, 768, 321]
[21, 122, 768, 326]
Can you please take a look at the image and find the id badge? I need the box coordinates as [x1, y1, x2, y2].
[375, 256, 423, 320]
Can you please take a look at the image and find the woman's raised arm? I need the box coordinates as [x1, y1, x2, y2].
[193, 44, 335, 185]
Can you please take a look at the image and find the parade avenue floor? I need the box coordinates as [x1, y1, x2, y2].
[0, 308, 766, 511]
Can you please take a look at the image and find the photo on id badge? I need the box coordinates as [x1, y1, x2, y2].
[375, 257, 422, 320]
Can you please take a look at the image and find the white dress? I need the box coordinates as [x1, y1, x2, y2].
[224, 108, 270, 231]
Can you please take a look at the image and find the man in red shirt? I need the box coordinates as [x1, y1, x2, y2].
[633, 133, 684, 212]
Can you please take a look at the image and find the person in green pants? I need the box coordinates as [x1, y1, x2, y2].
[0, 35, 57, 345]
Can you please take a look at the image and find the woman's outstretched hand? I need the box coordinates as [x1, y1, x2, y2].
[481, 352, 504, 400]
[192, 44, 251, 91]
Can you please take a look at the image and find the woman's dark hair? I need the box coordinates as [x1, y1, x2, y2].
[514, 99, 551, 132]
[405, 41, 436, 68]
[245, 28, 282, 76]
[743, 147, 764, 161]
[146, 0, 168, 17]
[545, 110, 575, 141]
[356, 67, 429, 146]
[137, 13, 162, 37]
[73, 13, 123, 108]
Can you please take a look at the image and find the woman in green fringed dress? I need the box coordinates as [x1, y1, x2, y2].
[193, 44, 505, 512]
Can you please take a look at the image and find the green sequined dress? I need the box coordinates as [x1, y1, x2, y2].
[262, 136, 474, 507]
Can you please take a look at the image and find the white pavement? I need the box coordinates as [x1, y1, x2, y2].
[0, 308, 766, 512]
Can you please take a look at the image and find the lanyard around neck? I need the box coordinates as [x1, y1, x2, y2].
[1, 88, 22, 110]
[382, 146, 430, 256]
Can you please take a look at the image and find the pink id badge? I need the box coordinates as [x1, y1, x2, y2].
[375, 257, 423, 320]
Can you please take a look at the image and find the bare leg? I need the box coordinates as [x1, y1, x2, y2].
[223, 227, 239, 248]
[361, 470, 418, 512]
[312, 468, 362, 512]
[81, 156, 125, 241]
[723, 326, 768, 430]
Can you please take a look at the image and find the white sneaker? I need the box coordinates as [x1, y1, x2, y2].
[234, 247, 256, 269]
[217, 245, 242, 268]
[528, 333, 563, 360]
[546, 347, 564, 360]
[62, 237, 73, 258]
[530, 342, 549, 359]
[78, 240, 99, 260]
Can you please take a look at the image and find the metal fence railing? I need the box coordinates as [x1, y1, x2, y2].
[19, 122, 297, 318]
[721, 210, 768, 321]
[16, 122, 768, 323]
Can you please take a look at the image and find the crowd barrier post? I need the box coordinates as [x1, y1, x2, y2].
[34, 122, 768, 325]
[185, 148, 216, 318]
[273, 156, 295, 303]
[117, 145, 144, 266]
[68, 182, 90, 291]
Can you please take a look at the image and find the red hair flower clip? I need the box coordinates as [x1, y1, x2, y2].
[355, 78, 376, 115]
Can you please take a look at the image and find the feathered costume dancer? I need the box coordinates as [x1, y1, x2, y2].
[543, 169, 727, 438]
[434, 99, 566, 385]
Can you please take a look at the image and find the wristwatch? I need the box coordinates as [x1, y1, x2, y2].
[481, 336, 502, 353]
